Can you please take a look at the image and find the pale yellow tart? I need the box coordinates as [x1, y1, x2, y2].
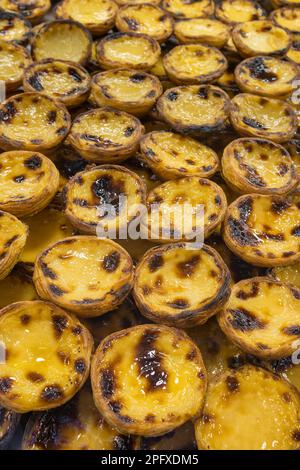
[0, 10, 31, 43]
[271, 7, 300, 35]
[215, 0, 266, 25]
[0, 300, 93, 413]
[174, 18, 230, 48]
[91, 324, 207, 436]
[0, 0, 51, 22]
[161, 0, 214, 18]
[33, 236, 134, 318]
[0, 210, 28, 280]
[0, 40, 31, 91]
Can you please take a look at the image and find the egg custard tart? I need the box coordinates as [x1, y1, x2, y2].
[229, 93, 297, 143]
[270, 262, 300, 289]
[91, 69, 163, 117]
[157, 85, 230, 136]
[142, 177, 227, 243]
[22, 384, 137, 450]
[235, 56, 299, 98]
[91, 324, 207, 436]
[0, 407, 19, 450]
[139, 130, 219, 180]
[0, 10, 32, 44]
[0, 270, 37, 309]
[64, 165, 146, 235]
[232, 20, 291, 57]
[96, 32, 161, 71]
[68, 108, 144, 163]
[271, 7, 300, 36]
[286, 38, 300, 63]
[115, 4, 173, 43]
[115, 0, 161, 4]
[0, 211, 27, 280]
[0, 0, 51, 23]
[161, 0, 214, 19]
[34, 236, 134, 318]
[0, 300, 93, 413]
[0, 40, 31, 91]
[195, 365, 300, 450]
[55, 0, 118, 36]
[215, 0, 266, 25]
[133, 243, 231, 328]
[272, 0, 300, 9]
[0, 93, 71, 153]
[174, 18, 230, 48]
[163, 44, 227, 85]
[223, 193, 300, 267]
[221, 138, 298, 195]
[0, 151, 60, 217]
[218, 277, 300, 359]
[31, 20, 92, 66]
[23, 60, 91, 108]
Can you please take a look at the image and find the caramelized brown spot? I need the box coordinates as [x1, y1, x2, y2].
[41, 385, 63, 402]
[177, 255, 200, 278]
[52, 315, 68, 339]
[27, 372, 44, 383]
[102, 251, 120, 272]
[74, 359, 86, 374]
[100, 368, 115, 399]
[283, 325, 300, 336]
[226, 375, 239, 393]
[236, 282, 259, 300]
[167, 298, 189, 309]
[229, 307, 265, 331]
[20, 314, 30, 325]
[148, 253, 164, 272]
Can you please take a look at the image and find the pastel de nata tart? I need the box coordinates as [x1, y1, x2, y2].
[232, 20, 291, 58]
[286, 39, 300, 63]
[0, 151, 59, 218]
[235, 56, 299, 97]
[163, 44, 227, 85]
[115, 0, 160, 4]
[195, 365, 300, 450]
[215, 0, 266, 25]
[0, 300, 93, 413]
[223, 194, 300, 267]
[67, 107, 144, 163]
[157, 85, 230, 136]
[0, 0, 51, 23]
[271, 0, 300, 8]
[64, 165, 146, 235]
[0, 10, 32, 44]
[218, 277, 300, 359]
[174, 18, 230, 48]
[229, 93, 297, 143]
[31, 20, 92, 66]
[33, 236, 134, 318]
[271, 7, 300, 35]
[91, 324, 207, 436]
[133, 243, 231, 328]
[55, 0, 118, 35]
[0, 270, 37, 309]
[23, 60, 91, 108]
[91, 69, 163, 117]
[115, 4, 173, 43]
[270, 262, 300, 289]
[139, 130, 219, 180]
[0, 211, 27, 280]
[96, 32, 161, 71]
[161, 0, 214, 18]
[0, 93, 71, 153]
[0, 40, 31, 91]
[221, 138, 298, 195]
[22, 384, 137, 450]
[0, 407, 19, 450]
[142, 177, 227, 242]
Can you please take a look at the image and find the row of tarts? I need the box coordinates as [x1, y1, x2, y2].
[0, 0, 300, 452]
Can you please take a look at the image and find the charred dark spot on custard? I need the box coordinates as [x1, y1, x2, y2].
[0, 377, 13, 394]
[242, 117, 266, 130]
[136, 329, 168, 391]
[92, 175, 125, 214]
[20, 313, 31, 325]
[123, 17, 139, 31]
[100, 368, 115, 399]
[282, 392, 291, 403]
[27, 372, 45, 383]
[28, 72, 44, 91]
[271, 199, 290, 215]
[167, 91, 178, 101]
[145, 414, 156, 423]
[47, 110, 57, 125]
[130, 73, 146, 83]
[103, 251, 120, 273]
[283, 325, 300, 336]
[145, 148, 155, 158]
[24, 155, 42, 169]
[167, 298, 189, 309]
[201, 413, 213, 424]
[68, 67, 83, 83]
[236, 282, 259, 300]
[186, 348, 197, 361]
[41, 385, 63, 402]
[41, 262, 57, 280]
[124, 126, 134, 137]
[226, 375, 239, 393]
[57, 351, 70, 365]
[72, 325, 82, 336]
[4, 235, 18, 247]
[177, 254, 200, 278]
[238, 196, 253, 223]
[198, 87, 208, 99]
[292, 225, 300, 236]
[0, 102, 17, 123]
[246, 57, 277, 83]
[229, 307, 265, 331]
[52, 314, 68, 339]
[292, 430, 300, 441]
[73, 198, 88, 207]
[49, 284, 66, 297]
[148, 253, 164, 272]
[228, 217, 259, 247]
[277, 162, 289, 176]
[14, 175, 25, 183]
[74, 359, 86, 374]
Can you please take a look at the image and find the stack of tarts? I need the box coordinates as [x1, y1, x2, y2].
[0, 0, 299, 452]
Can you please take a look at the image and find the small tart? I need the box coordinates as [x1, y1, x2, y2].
[195, 365, 300, 450]
[96, 32, 161, 71]
[174, 18, 230, 47]
[115, 0, 161, 4]
[64, 165, 146, 235]
[0, 10, 32, 43]
[133, 243, 231, 328]
[163, 44, 227, 85]
[215, 0, 266, 25]
[218, 277, 300, 359]
[67, 107, 144, 163]
[23, 60, 91, 108]
[139, 130, 219, 180]
[0, 40, 31, 91]
[229, 93, 297, 143]
[0, 300, 93, 413]
[0, 93, 71, 152]
[22, 384, 136, 450]
[232, 20, 291, 58]
[56, 0, 118, 35]
[142, 177, 227, 242]
[0, 211, 27, 280]
[235, 56, 299, 97]
[157, 85, 230, 135]
[161, 0, 214, 19]
[270, 262, 300, 288]
[272, 0, 300, 8]
[33, 237, 134, 318]
[0, 271, 37, 309]
[91, 69, 163, 117]
[91, 324, 207, 436]
[31, 20, 92, 66]
[0, 0, 51, 23]
[271, 7, 300, 35]
[223, 193, 300, 267]
[115, 4, 173, 43]
[286, 39, 300, 63]
[0, 407, 19, 450]
[221, 138, 298, 195]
